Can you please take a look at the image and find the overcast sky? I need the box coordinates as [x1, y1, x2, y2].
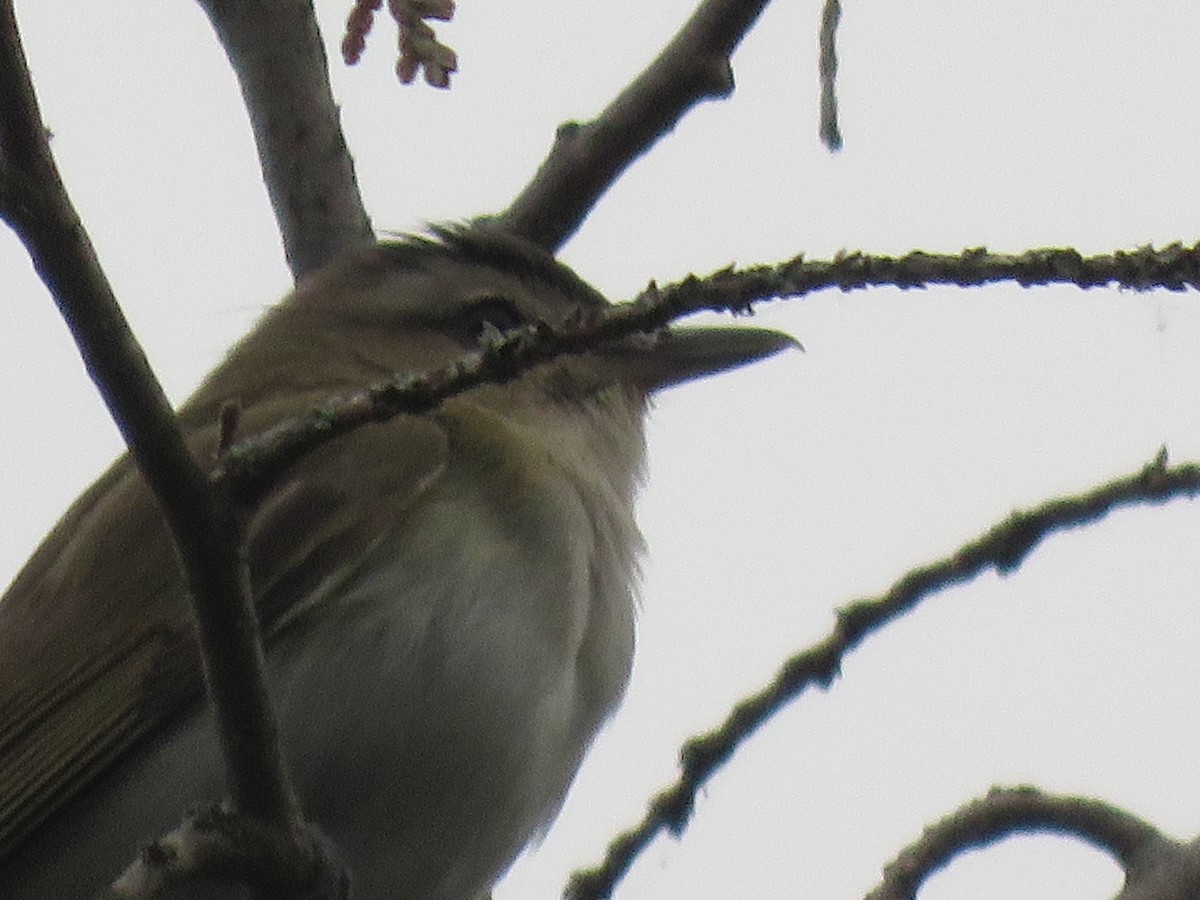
[4, 2, 1200, 897]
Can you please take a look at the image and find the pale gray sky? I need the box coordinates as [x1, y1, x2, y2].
[3, 2, 1200, 897]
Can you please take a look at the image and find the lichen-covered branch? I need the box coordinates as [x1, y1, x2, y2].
[216, 239, 1200, 504]
[669, 241, 1200, 311]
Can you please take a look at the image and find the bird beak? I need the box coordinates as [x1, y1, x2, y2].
[602, 324, 801, 392]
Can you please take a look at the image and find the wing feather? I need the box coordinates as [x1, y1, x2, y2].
[0, 402, 448, 857]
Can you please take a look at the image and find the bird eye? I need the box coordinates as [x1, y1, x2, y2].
[457, 296, 526, 345]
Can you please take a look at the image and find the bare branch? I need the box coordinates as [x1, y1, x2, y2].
[497, 0, 772, 251]
[197, 0, 375, 278]
[215, 239, 1200, 504]
[0, 0, 307, 871]
[868, 785, 1173, 900]
[106, 806, 348, 900]
[564, 452, 1200, 900]
[668, 241, 1200, 306]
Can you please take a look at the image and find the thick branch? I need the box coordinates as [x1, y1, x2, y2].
[565, 452, 1200, 899]
[0, 0, 304, 861]
[497, 0, 772, 251]
[196, 0, 374, 278]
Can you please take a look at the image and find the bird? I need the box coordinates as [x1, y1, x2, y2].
[0, 224, 794, 898]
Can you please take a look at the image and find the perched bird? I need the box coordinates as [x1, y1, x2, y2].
[0, 225, 793, 898]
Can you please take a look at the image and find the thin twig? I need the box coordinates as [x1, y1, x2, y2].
[217, 240, 1200, 502]
[817, 0, 842, 150]
[675, 241, 1200, 304]
[867, 785, 1172, 900]
[564, 451, 1200, 899]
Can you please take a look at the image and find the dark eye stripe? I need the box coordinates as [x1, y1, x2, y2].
[457, 296, 526, 344]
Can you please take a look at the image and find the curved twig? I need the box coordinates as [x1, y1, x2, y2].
[565, 452, 1200, 899]
[867, 785, 1171, 899]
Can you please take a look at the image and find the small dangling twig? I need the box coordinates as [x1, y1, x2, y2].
[818, 0, 843, 150]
